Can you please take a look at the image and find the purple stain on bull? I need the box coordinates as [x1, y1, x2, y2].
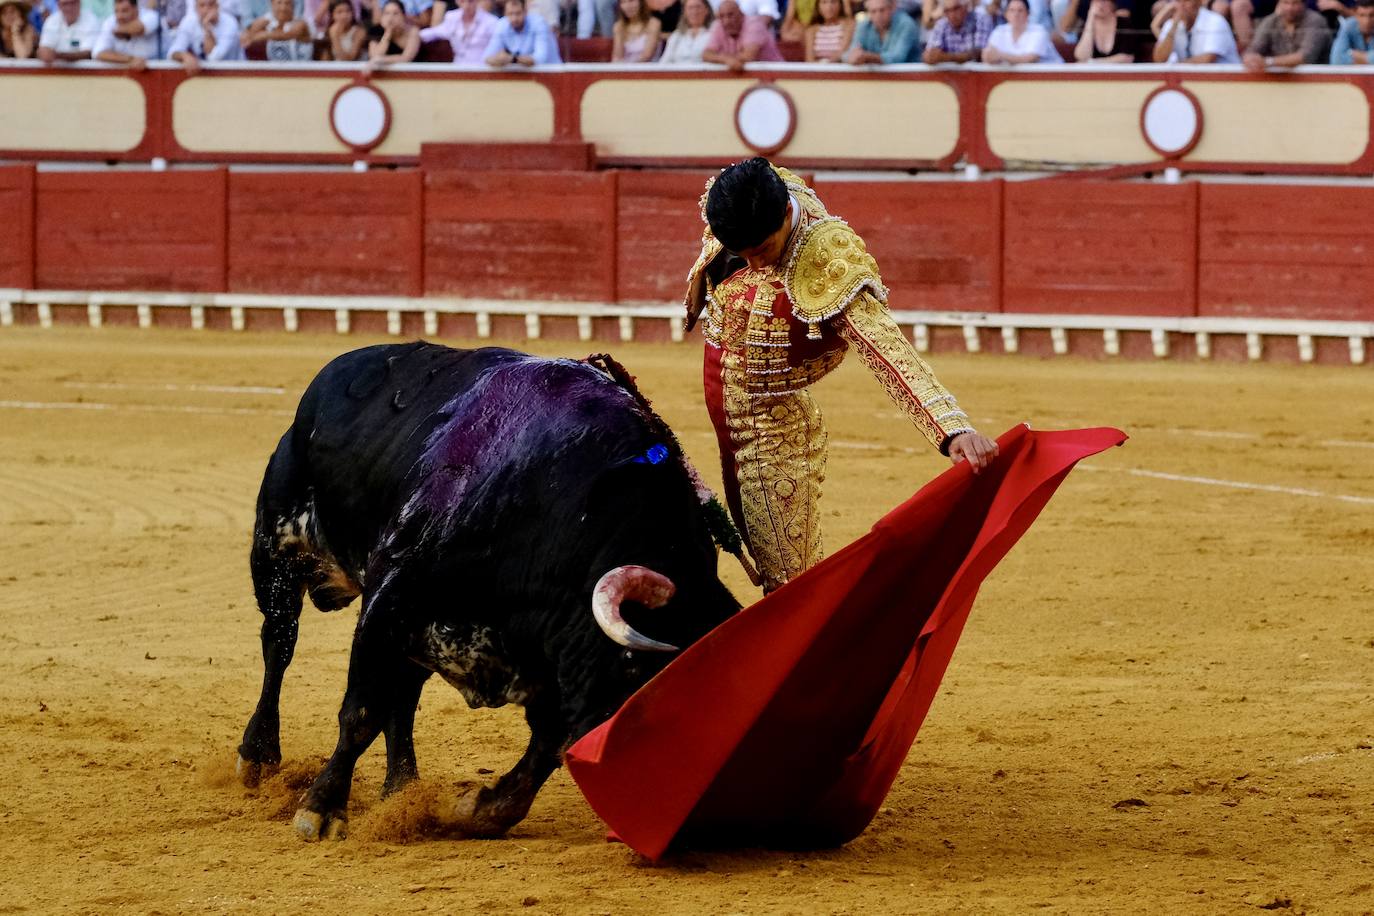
[236, 341, 740, 843]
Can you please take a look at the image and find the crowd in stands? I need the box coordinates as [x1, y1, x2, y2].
[1, 0, 1370, 66]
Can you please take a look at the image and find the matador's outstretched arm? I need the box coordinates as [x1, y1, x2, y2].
[836, 293, 975, 455]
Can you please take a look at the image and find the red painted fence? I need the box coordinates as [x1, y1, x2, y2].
[3, 165, 1373, 325]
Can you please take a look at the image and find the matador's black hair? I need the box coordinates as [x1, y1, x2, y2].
[706, 157, 789, 254]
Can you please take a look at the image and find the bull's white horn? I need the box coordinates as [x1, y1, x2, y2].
[592, 565, 679, 652]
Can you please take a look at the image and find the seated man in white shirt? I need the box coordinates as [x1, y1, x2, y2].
[93, 0, 164, 68]
[37, 0, 100, 62]
[1151, 0, 1240, 62]
[169, 0, 243, 70]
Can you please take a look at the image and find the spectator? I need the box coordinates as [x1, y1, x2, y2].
[1209, 0, 1267, 51]
[923, 0, 991, 62]
[1314, 0, 1353, 32]
[805, 0, 853, 59]
[324, 0, 366, 55]
[1331, 0, 1374, 61]
[707, 0, 780, 20]
[1057, 0, 1132, 41]
[305, 0, 362, 33]
[93, 0, 160, 66]
[702, 0, 782, 66]
[646, 0, 682, 32]
[243, 0, 314, 57]
[575, 0, 615, 37]
[1152, 0, 1239, 61]
[982, 0, 1059, 59]
[36, 0, 97, 61]
[483, 0, 561, 63]
[168, 0, 241, 67]
[783, 0, 849, 41]
[2, 0, 38, 56]
[612, 0, 661, 57]
[659, 0, 711, 58]
[845, 0, 919, 62]
[781, 0, 815, 41]
[237, 0, 281, 29]
[420, 0, 498, 61]
[368, 0, 421, 59]
[937, 0, 1049, 31]
[1243, 0, 1330, 67]
[1072, 0, 1138, 57]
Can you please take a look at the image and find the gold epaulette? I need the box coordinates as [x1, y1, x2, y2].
[683, 229, 724, 333]
[784, 218, 888, 339]
[772, 166, 828, 220]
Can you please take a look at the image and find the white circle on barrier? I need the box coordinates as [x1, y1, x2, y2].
[332, 85, 389, 151]
[736, 85, 795, 155]
[1142, 88, 1200, 156]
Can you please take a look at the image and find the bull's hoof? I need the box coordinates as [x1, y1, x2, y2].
[381, 766, 419, 799]
[448, 785, 511, 839]
[294, 807, 347, 842]
[235, 754, 278, 789]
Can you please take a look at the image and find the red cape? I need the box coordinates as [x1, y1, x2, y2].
[565, 424, 1126, 861]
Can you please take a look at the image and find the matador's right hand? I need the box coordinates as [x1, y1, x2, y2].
[948, 431, 1000, 474]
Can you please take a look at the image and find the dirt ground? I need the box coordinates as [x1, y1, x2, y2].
[0, 327, 1371, 915]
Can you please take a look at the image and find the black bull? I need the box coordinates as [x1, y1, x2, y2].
[237, 342, 739, 840]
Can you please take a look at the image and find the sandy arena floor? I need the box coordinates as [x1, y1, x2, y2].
[0, 328, 1371, 915]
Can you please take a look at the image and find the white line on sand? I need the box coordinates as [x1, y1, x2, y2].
[1166, 428, 1373, 449]
[1167, 428, 1259, 441]
[832, 440, 1374, 506]
[61, 381, 286, 395]
[0, 400, 293, 418]
[1079, 466, 1374, 506]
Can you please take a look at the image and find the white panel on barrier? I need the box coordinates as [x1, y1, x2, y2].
[1142, 88, 1201, 157]
[736, 85, 794, 155]
[331, 85, 389, 151]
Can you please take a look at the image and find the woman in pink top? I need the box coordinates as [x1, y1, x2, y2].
[613, 0, 663, 60]
[804, 0, 852, 61]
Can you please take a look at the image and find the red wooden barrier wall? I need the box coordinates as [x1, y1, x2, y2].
[818, 179, 1003, 314]
[615, 170, 714, 303]
[424, 170, 617, 302]
[4, 169, 1372, 328]
[1002, 181, 1198, 317]
[228, 171, 423, 298]
[35, 170, 227, 292]
[0, 165, 35, 290]
[1197, 184, 1374, 322]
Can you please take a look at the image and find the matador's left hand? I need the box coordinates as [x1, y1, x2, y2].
[948, 431, 1000, 474]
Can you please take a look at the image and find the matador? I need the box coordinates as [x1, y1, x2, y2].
[686, 158, 1000, 592]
